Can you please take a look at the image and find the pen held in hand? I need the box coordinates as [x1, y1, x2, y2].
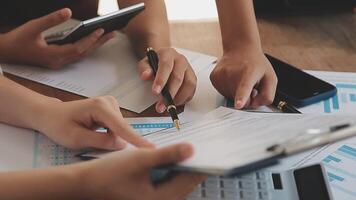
[146, 47, 181, 130]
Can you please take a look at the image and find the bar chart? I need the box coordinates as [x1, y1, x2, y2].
[321, 144, 356, 198]
[322, 83, 356, 113]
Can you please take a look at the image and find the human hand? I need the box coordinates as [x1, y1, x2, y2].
[0, 8, 115, 69]
[34, 96, 153, 150]
[77, 143, 205, 200]
[138, 48, 197, 113]
[210, 46, 277, 109]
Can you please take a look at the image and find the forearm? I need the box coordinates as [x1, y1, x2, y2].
[0, 76, 58, 130]
[119, 0, 170, 58]
[0, 165, 83, 200]
[215, 0, 262, 52]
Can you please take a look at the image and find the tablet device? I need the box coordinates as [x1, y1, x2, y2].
[45, 3, 145, 45]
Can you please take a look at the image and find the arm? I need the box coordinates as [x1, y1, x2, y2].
[210, 0, 277, 109]
[120, 0, 197, 113]
[119, 0, 170, 58]
[0, 75, 151, 149]
[0, 143, 204, 200]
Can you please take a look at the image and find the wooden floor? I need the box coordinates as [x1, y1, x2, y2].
[6, 12, 356, 117]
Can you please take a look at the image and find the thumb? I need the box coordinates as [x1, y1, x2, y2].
[144, 143, 193, 168]
[28, 8, 72, 34]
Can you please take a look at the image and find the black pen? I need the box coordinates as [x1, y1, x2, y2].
[146, 47, 181, 130]
[272, 92, 301, 114]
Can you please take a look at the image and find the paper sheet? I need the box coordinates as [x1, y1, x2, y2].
[267, 70, 356, 200]
[145, 107, 356, 174]
[2, 34, 154, 112]
[0, 117, 178, 171]
[1, 34, 216, 113]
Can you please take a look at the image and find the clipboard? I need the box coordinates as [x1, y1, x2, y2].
[79, 107, 356, 176]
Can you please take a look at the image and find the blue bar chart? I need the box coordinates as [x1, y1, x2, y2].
[322, 144, 356, 198]
[322, 83, 356, 113]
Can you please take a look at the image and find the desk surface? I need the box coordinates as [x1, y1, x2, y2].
[5, 12, 356, 117]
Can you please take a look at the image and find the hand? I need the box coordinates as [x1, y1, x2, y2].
[0, 8, 115, 69]
[77, 143, 205, 200]
[138, 48, 197, 113]
[34, 96, 153, 150]
[210, 46, 277, 109]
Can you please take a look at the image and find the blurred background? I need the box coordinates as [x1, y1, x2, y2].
[98, 0, 218, 20]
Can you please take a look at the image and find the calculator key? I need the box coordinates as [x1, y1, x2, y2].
[205, 188, 222, 198]
[256, 172, 267, 180]
[257, 181, 269, 190]
[222, 189, 240, 199]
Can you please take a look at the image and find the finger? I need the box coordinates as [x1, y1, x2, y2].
[143, 143, 193, 168]
[152, 52, 175, 95]
[28, 8, 71, 34]
[173, 67, 197, 105]
[71, 28, 105, 54]
[251, 73, 277, 108]
[155, 173, 206, 200]
[155, 98, 166, 114]
[91, 98, 154, 148]
[67, 127, 124, 150]
[83, 32, 116, 56]
[46, 29, 104, 65]
[166, 55, 188, 98]
[138, 58, 154, 81]
[234, 75, 258, 109]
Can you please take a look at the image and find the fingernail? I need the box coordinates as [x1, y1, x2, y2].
[114, 138, 127, 149]
[153, 85, 162, 94]
[157, 103, 166, 113]
[235, 100, 243, 109]
[96, 29, 104, 36]
[179, 144, 193, 158]
[142, 69, 151, 78]
[251, 89, 258, 98]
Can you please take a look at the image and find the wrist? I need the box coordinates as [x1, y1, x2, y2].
[29, 96, 62, 132]
[129, 32, 171, 58]
[58, 164, 88, 200]
[222, 36, 263, 54]
[72, 162, 97, 200]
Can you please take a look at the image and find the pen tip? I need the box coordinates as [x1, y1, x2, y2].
[147, 47, 153, 52]
[174, 120, 181, 131]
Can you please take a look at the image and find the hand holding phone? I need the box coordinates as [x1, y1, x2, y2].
[45, 3, 145, 45]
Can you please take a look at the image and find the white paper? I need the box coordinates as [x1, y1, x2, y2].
[266, 70, 356, 200]
[2, 34, 218, 113]
[0, 124, 34, 171]
[144, 107, 356, 174]
[2, 34, 154, 112]
[176, 52, 226, 122]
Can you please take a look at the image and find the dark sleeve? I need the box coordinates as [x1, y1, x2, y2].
[0, 0, 74, 26]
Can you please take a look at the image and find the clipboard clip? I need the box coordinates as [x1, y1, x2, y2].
[267, 123, 355, 155]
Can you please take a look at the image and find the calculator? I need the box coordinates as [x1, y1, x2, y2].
[187, 164, 332, 200]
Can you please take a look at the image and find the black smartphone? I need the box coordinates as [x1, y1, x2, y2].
[266, 54, 337, 107]
[45, 3, 145, 45]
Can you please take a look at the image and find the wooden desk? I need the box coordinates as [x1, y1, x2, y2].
[5, 12, 356, 117]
